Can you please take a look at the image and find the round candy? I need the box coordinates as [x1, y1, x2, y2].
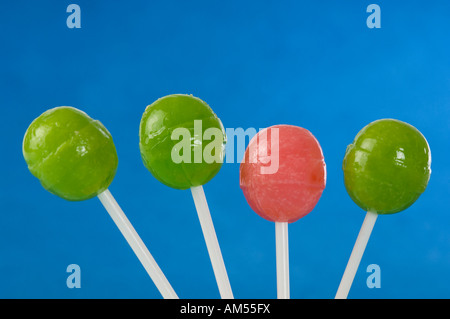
[23, 106, 118, 201]
[343, 118, 431, 214]
[139, 94, 226, 190]
[239, 125, 326, 223]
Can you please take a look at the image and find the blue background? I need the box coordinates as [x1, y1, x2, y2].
[1, 1, 449, 299]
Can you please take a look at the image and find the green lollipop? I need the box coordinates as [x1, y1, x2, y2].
[336, 119, 431, 299]
[23, 106, 178, 298]
[139, 94, 225, 190]
[139, 94, 233, 298]
[23, 106, 118, 201]
[343, 118, 431, 214]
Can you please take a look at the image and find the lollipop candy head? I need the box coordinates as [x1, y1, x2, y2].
[139, 94, 226, 190]
[240, 125, 326, 223]
[343, 119, 431, 214]
[23, 106, 118, 201]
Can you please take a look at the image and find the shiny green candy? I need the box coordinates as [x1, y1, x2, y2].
[343, 119, 431, 214]
[139, 94, 226, 190]
[23, 106, 118, 201]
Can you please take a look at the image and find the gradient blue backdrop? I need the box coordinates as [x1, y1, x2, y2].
[1, 1, 449, 298]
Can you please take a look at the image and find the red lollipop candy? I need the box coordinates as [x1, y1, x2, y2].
[240, 124, 326, 298]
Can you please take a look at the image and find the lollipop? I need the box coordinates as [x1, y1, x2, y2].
[23, 106, 178, 299]
[240, 125, 326, 298]
[335, 119, 431, 299]
[139, 94, 233, 298]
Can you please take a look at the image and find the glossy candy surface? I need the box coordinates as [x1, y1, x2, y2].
[23, 106, 118, 201]
[240, 125, 326, 223]
[139, 94, 226, 190]
[343, 119, 431, 214]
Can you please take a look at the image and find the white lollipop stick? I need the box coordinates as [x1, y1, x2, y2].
[335, 210, 378, 299]
[275, 222, 289, 299]
[190, 185, 234, 299]
[97, 189, 178, 299]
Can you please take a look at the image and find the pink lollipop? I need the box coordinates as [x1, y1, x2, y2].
[240, 125, 326, 298]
